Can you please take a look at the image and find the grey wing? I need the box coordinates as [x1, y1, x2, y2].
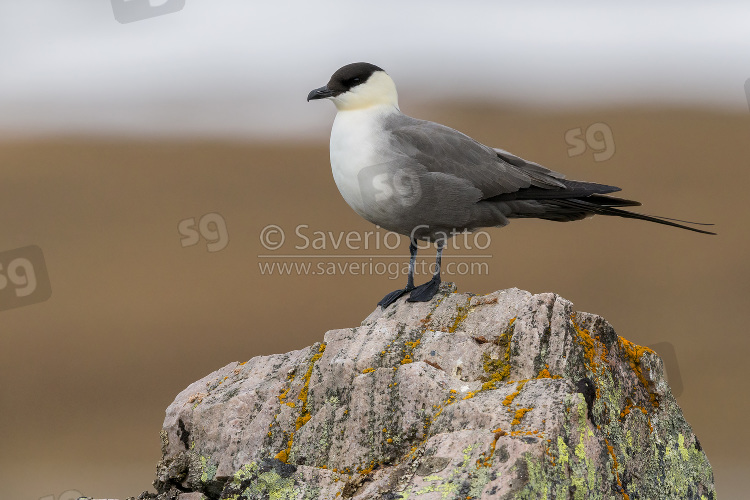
[384, 115, 568, 200]
[493, 147, 567, 186]
[384, 114, 627, 203]
[376, 114, 714, 235]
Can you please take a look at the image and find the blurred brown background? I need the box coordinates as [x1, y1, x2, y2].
[1, 105, 748, 499]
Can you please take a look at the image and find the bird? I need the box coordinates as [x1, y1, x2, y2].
[307, 62, 715, 308]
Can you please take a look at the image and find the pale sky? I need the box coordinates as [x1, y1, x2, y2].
[0, 1, 748, 138]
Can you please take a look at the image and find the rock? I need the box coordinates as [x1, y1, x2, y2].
[148, 284, 715, 499]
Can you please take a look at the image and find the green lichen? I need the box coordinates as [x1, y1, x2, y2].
[512, 345, 715, 500]
[199, 455, 217, 483]
[224, 462, 299, 500]
[646, 433, 715, 499]
[402, 444, 497, 499]
[556, 436, 568, 466]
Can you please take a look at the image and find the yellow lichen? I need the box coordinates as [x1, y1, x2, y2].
[448, 298, 472, 333]
[275, 343, 327, 463]
[481, 318, 516, 390]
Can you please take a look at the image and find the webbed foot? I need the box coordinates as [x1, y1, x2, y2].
[377, 286, 415, 308]
[407, 277, 441, 302]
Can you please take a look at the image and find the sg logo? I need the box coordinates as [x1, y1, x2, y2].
[565, 122, 615, 162]
[0, 245, 52, 313]
[39, 490, 84, 500]
[111, 0, 186, 24]
[178, 213, 229, 253]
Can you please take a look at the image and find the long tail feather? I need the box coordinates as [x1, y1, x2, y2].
[553, 199, 716, 235]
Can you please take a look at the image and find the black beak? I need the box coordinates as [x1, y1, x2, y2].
[307, 85, 335, 101]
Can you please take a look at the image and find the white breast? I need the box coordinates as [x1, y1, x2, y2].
[329, 105, 397, 219]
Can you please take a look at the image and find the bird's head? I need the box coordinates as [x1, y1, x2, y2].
[307, 62, 399, 111]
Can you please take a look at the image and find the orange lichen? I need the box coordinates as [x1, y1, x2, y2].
[620, 398, 652, 433]
[362, 367, 375, 374]
[356, 460, 378, 475]
[619, 337, 659, 408]
[511, 407, 533, 426]
[509, 429, 541, 438]
[570, 316, 606, 372]
[503, 380, 528, 407]
[477, 428, 506, 468]
[481, 318, 516, 390]
[537, 367, 552, 378]
[535, 364, 562, 379]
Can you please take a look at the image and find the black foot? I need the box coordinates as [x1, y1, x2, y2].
[407, 277, 441, 303]
[378, 287, 414, 308]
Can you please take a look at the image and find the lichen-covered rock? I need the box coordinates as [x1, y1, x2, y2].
[147, 284, 715, 500]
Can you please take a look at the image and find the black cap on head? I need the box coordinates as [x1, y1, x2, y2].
[308, 62, 385, 101]
[327, 62, 384, 94]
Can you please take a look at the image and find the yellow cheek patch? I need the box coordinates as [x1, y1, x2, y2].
[333, 72, 399, 111]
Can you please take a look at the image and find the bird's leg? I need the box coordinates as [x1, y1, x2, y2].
[377, 240, 418, 308]
[407, 240, 443, 303]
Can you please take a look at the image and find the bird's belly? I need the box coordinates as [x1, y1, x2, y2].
[330, 144, 372, 219]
